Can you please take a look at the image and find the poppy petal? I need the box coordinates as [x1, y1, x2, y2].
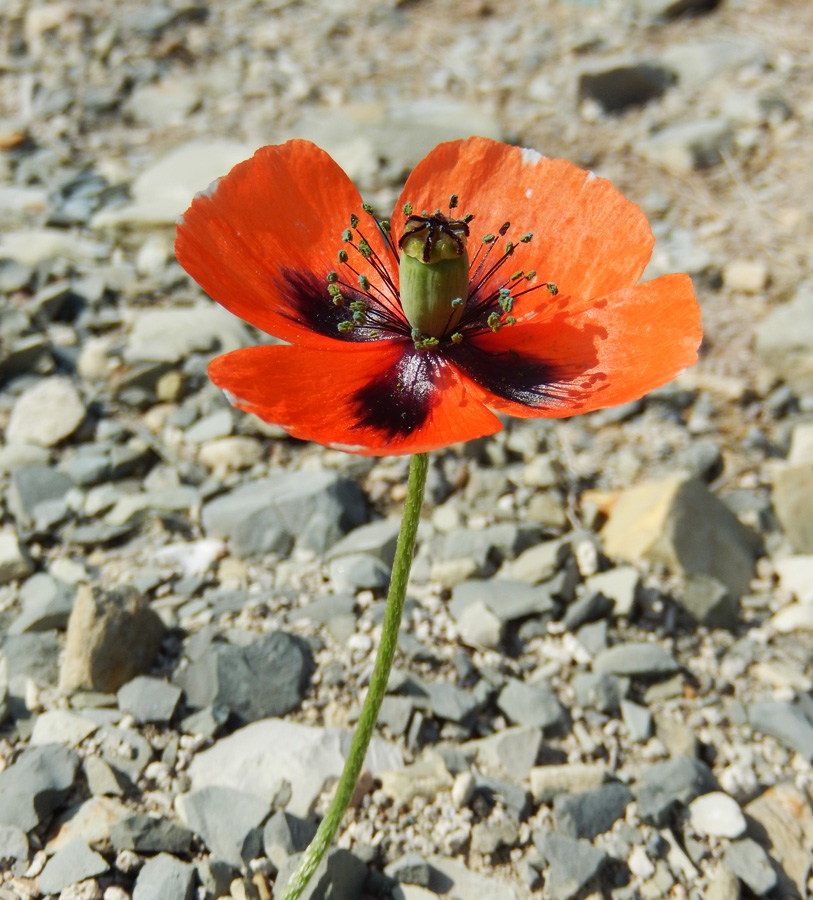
[452, 274, 701, 417]
[394, 137, 654, 306]
[175, 140, 400, 348]
[208, 342, 503, 456]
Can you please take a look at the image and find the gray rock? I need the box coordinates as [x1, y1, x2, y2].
[3, 632, 60, 703]
[620, 699, 653, 742]
[83, 755, 126, 797]
[9, 573, 75, 633]
[0, 531, 33, 585]
[98, 726, 154, 782]
[183, 409, 234, 444]
[262, 810, 317, 856]
[5, 376, 87, 447]
[500, 539, 570, 585]
[325, 518, 401, 566]
[576, 620, 609, 657]
[188, 720, 402, 819]
[110, 815, 193, 855]
[0, 743, 79, 830]
[475, 774, 532, 821]
[181, 703, 229, 739]
[427, 854, 523, 900]
[177, 785, 271, 868]
[117, 676, 182, 724]
[439, 524, 536, 572]
[0, 823, 28, 861]
[8, 464, 73, 529]
[553, 782, 632, 840]
[328, 552, 391, 593]
[578, 59, 676, 113]
[38, 838, 109, 894]
[30, 710, 98, 747]
[464, 726, 543, 783]
[637, 0, 722, 21]
[723, 838, 777, 896]
[471, 818, 519, 855]
[756, 284, 813, 394]
[175, 631, 312, 723]
[772, 465, 813, 553]
[424, 680, 480, 724]
[498, 679, 566, 730]
[678, 574, 739, 629]
[535, 831, 608, 900]
[287, 594, 356, 625]
[572, 672, 628, 714]
[602, 476, 761, 598]
[749, 701, 813, 762]
[60, 585, 165, 694]
[275, 847, 367, 900]
[201, 470, 367, 558]
[132, 852, 196, 900]
[384, 852, 431, 887]
[562, 591, 614, 631]
[635, 756, 718, 826]
[637, 118, 734, 174]
[592, 642, 679, 677]
[450, 579, 556, 624]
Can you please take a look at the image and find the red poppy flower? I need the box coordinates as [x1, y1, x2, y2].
[175, 137, 701, 456]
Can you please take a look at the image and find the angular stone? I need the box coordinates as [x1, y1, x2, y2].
[572, 672, 628, 714]
[553, 782, 632, 840]
[635, 756, 718, 826]
[424, 680, 480, 724]
[188, 720, 401, 819]
[8, 464, 73, 527]
[0, 531, 33, 585]
[177, 786, 271, 868]
[601, 476, 760, 597]
[498, 679, 566, 730]
[578, 58, 676, 112]
[379, 750, 453, 806]
[723, 838, 777, 896]
[678, 574, 739, 629]
[384, 852, 431, 887]
[426, 854, 523, 900]
[6, 376, 86, 447]
[201, 470, 367, 558]
[0, 744, 79, 831]
[450, 579, 556, 625]
[9, 573, 75, 633]
[175, 631, 312, 724]
[772, 465, 813, 553]
[31, 710, 98, 747]
[454, 600, 503, 649]
[262, 810, 316, 856]
[637, 118, 734, 174]
[110, 814, 194, 855]
[749, 701, 813, 762]
[535, 832, 608, 900]
[38, 838, 109, 894]
[98, 726, 154, 782]
[325, 518, 401, 566]
[117, 676, 182, 724]
[275, 847, 368, 900]
[60, 585, 165, 694]
[592, 642, 678, 677]
[132, 852, 196, 900]
[47, 796, 131, 852]
[464, 726, 543, 784]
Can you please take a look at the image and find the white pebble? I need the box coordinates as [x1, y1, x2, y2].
[688, 791, 746, 838]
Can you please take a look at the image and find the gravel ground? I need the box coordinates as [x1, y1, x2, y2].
[1, 1, 813, 899]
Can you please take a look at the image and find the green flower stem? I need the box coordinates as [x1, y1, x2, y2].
[278, 452, 430, 900]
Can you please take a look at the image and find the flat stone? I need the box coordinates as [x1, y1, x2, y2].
[723, 259, 769, 293]
[572, 672, 628, 714]
[287, 594, 356, 625]
[499, 539, 569, 585]
[117, 676, 182, 724]
[325, 518, 401, 566]
[592, 642, 679, 677]
[60, 585, 166, 694]
[110, 814, 194, 855]
[601, 476, 761, 598]
[450, 579, 556, 624]
[379, 749, 453, 806]
[497, 679, 566, 730]
[132, 852, 196, 900]
[529, 763, 607, 805]
[749, 701, 813, 762]
[30, 710, 98, 747]
[474, 773, 532, 821]
[454, 599, 503, 649]
[535, 832, 608, 900]
[328, 552, 390, 592]
[768, 603, 813, 633]
[0, 228, 108, 266]
[47, 796, 131, 852]
[621, 699, 653, 742]
[688, 792, 746, 838]
[471, 818, 519, 855]
[562, 591, 614, 631]
[0, 743, 79, 830]
[201, 469, 367, 558]
[262, 810, 316, 856]
[756, 283, 813, 394]
[384, 852, 431, 887]
[723, 838, 777, 896]
[275, 847, 368, 900]
[9, 573, 75, 634]
[464, 726, 543, 783]
[772, 465, 813, 553]
[426, 854, 523, 900]
[774, 555, 813, 602]
[553, 781, 632, 840]
[678, 574, 739, 629]
[8, 464, 73, 528]
[177, 786, 271, 868]
[175, 631, 312, 724]
[6, 376, 86, 447]
[424, 680, 480, 724]
[3, 632, 60, 700]
[183, 409, 233, 444]
[98, 726, 154, 782]
[188, 719, 401, 818]
[635, 756, 718, 826]
[93, 140, 254, 227]
[0, 823, 28, 861]
[198, 436, 264, 473]
[0, 531, 33, 585]
[38, 838, 108, 894]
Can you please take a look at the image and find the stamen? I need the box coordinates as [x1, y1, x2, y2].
[358, 274, 370, 291]
[350, 214, 359, 228]
[451, 332, 463, 344]
[342, 229, 353, 243]
[520, 232, 532, 243]
[403, 202, 413, 216]
[511, 270, 523, 281]
[327, 271, 338, 283]
[338, 321, 354, 333]
[362, 202, 374, 214]
[338, 250, 348, 264]
[499, 222, 510, 236]
[547, 282, 559, 295]
[449, 194, 458, 210]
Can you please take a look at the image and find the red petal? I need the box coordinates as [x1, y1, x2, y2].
[175, 140, 397, 348]
[394, 137, 654, 306]
[458, 274, 701, 417]
[208, 342, 502, 456]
